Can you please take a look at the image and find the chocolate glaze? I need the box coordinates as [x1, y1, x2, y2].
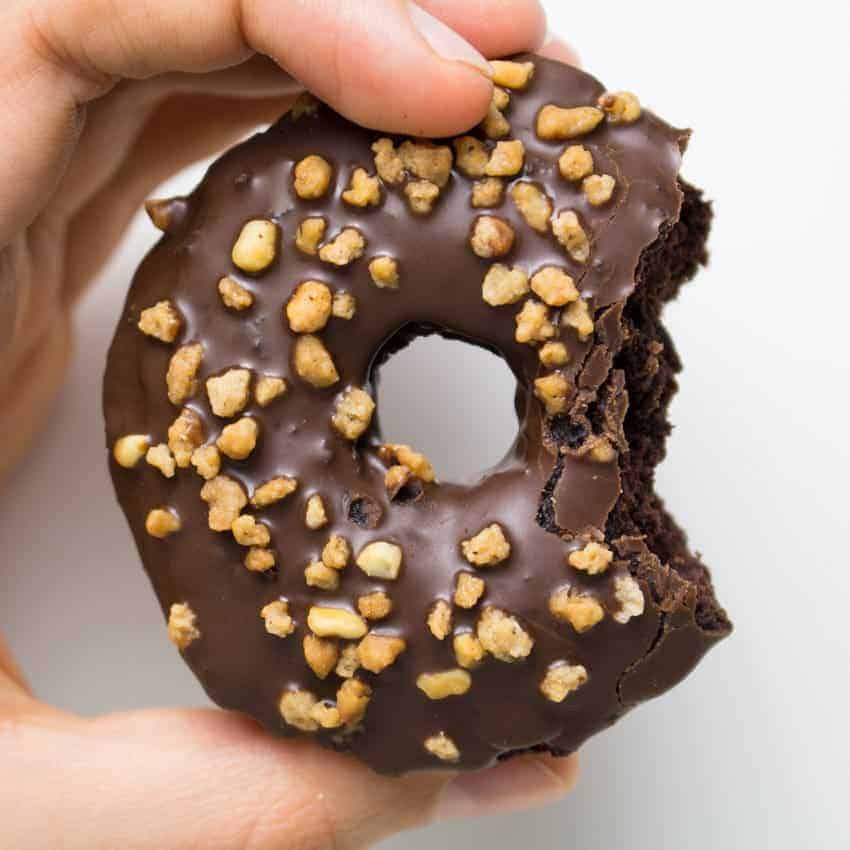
[103, 55, 730, 774]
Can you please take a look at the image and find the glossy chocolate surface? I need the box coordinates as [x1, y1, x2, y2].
[104, 55, 727, 773]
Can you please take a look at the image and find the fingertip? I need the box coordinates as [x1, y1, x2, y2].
[434, 752, 580, 822]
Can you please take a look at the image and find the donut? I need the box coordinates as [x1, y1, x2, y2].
[104, 54, 731, 774]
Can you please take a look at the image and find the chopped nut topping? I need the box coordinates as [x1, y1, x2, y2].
[245, 547, 276, 573]
[218, 276, 253, 311]
[471, 177, 504, 208]
[582, 174, 616, 206]
[356, 541, 403, 579]
[167, 603, 199, 649]
[232, 219, 278, 273]
[536, 105, 604, 140]
[563, 299, 594, 341]
[291, 92, 319, 119]
[251, 476, 298, 508]
[166, 343, 203, 405]
[146, 508, 181, 538]
[491, 60, 535, 90]
[399, 140, 453, 187]
[305, 494, 328, 530]
[567, 541, 613, 575]
[534, 373, 571, 415]
[331, 292, 356, 320]
[470, 215, 515, 258]
[368, 256, 400, 289]
[200, 475, 247, 531]
[539, 341, 569, 368]
[454, 136, 489, 178]
[138, 300, 181, 342]
[357, 591, 392, 620]
[286, 281, 332, 333]
[293, 334, 339, 388]
[461, 523, 511, 567]
[492, 87, 510, 111]
[357, 633, 406, 673]
[424, 733, 460, 762]
[307, 606, 368, 640]
[144, 197, 179, 231]
[255, 375, 286, 407]
[379, 444, 436, 482]
[293, 155, 333, 199]
[427, 600, 452, 640]
[146, 443, 176, 478]
[482, 264, 529, 306]
[540, 661, 588, 702]
[372, 138, 405, 184]
[481, 94, 511, 140]
[231, 514, 270, 546]
[588, 437, 616, 463]
[476, 607, 534, 662]
[305, 560, 340, 591]
[335, 644, 360, 678]
[206, 369, 251, 418]
[304, 634, 340, 679]
[260, 600, 294, 637]
[486, 140, 525, 177]
[510, 182, 552, 232]
[515, 299, 556, 344]
[530, 266, 579, 307]
[311, 702, 343, 729]
[321, 535, 351, 570]
[342, 168, 382, 207]
[552, 210, 591, 264]
[190, 444, 220, 480]
[295, 217, 327, 255]
[113, 434, 150, 468]
[168, 408, 204, 468]
[598, 91, 641, 124]
[216, 417, 258, 460]
[384, 464, 411, 498]
[404, 180, 440, 215]
[280, 690, 319, 732]
[331, 387, 376, 441]
[549, 589, 605, 633]
[559, 145, 594, 181]
[318, 228, 366, 266]
[454, 572, 486, 608]
[416, 669, 471, 700]
[453, 632, 485, 669]
[613, 575, 645, 623]
[337, 678, 371, 724]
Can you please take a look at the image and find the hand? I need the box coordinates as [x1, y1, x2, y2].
[0, 1, 580, 847]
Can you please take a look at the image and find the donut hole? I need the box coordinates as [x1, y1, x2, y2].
[375, 334, 517, 482]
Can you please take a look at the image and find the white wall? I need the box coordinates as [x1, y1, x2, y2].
[2, 1, 847, 847]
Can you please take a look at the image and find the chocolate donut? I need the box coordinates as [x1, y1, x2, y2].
[103, 54, 731, 774]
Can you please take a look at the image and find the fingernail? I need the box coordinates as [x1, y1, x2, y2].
[406, 1, 492, 78]
[434, 755, 578, 822]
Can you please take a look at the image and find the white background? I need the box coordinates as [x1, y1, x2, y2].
[2, 1, 848, 847]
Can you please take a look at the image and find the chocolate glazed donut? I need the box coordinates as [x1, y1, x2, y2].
[103, 55, 731, 774]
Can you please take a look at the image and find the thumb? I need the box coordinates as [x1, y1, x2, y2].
[1, 706, 578, 849]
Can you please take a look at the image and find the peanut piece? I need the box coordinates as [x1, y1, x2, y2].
[357, 633, 406, 673]
[461, 523, 510, 566]
[515, 299, 555, 344]
[255, 375, 286, 407]
[559, 145, 594, 181]
[331, 292, 356, 320]
[218, 276, 253, 311]
[113, 435, 150, 468]
[534, 373, 571, 415]
[470, 216, 515, 258]
[485, 140, 525, 177]
[399, 140, 453, 187]
[471, 177, 504, 208]
[321, 535, 351, 570]
[356, 541, 403, 579]
[303, 634, 340, 679]
[357, 591, 392, 621]
[369, 256, 400, 289]
[216, 417, 258, 460]
[427, 600, 452, 640]
[372, 138, 405, 184]
[540, 662, 588, 702]
[167, 603, 199, 649]
[613, 575, 645, 623]
[305, 494, 328, 530]
[331, 387, 375, 440]
[490, 60, 535, 89]
[598, 91, 641, 124]
[563, 299, 594, 341]
[251, 476, 298, 508]
[200, 475, 247, 531]
[146, 443, 175, 478]
[404, 180, 440, 215]
[482, 264, 529, 306]
[453, 632, 485, 669]
[295, 217, 326, 255]
[293, 335, 339, 388]
[319, 228, 366, 266]
[510, 182, 552, 232]
[231, 514, 270, 546]
[232, 219, 278, 273]
[549, 589, 605, 633]
[245, 547, 276, 573]
[280, 690, 319, 732]
[552, 211, 591, 264]
[166, 343, 203, 404]
[536, 105, 604, 140]
[424, 733, 460, 762]
[286, 281, 332, 333]
[307, 606, 368, 640]
[336, 678, 371, 724]
[454, 136, 489, 178]
[146, 508, 181, 539]
[293, 155, 333, 199]
[167, 407, 204, 468]
[582, 174, 616, 206]
[539, 341, 569, 368]
[206, 368, 251, 418]
[453, 572, 485, 608]
[567, 541, 613, 575]
[305, 560, 340, 591]
[190, 445, 221, 480]
[416, 669, 471, 700]
[138, 301, 181, 342]
[477, 607, 534, 662]
[342, 168, 382, 207]
[261, 600, 294, 637]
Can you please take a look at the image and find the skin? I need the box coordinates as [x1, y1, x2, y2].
[0, 2, 580, 847]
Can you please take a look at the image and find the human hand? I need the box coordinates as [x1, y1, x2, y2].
[0, 1, 579, 847]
